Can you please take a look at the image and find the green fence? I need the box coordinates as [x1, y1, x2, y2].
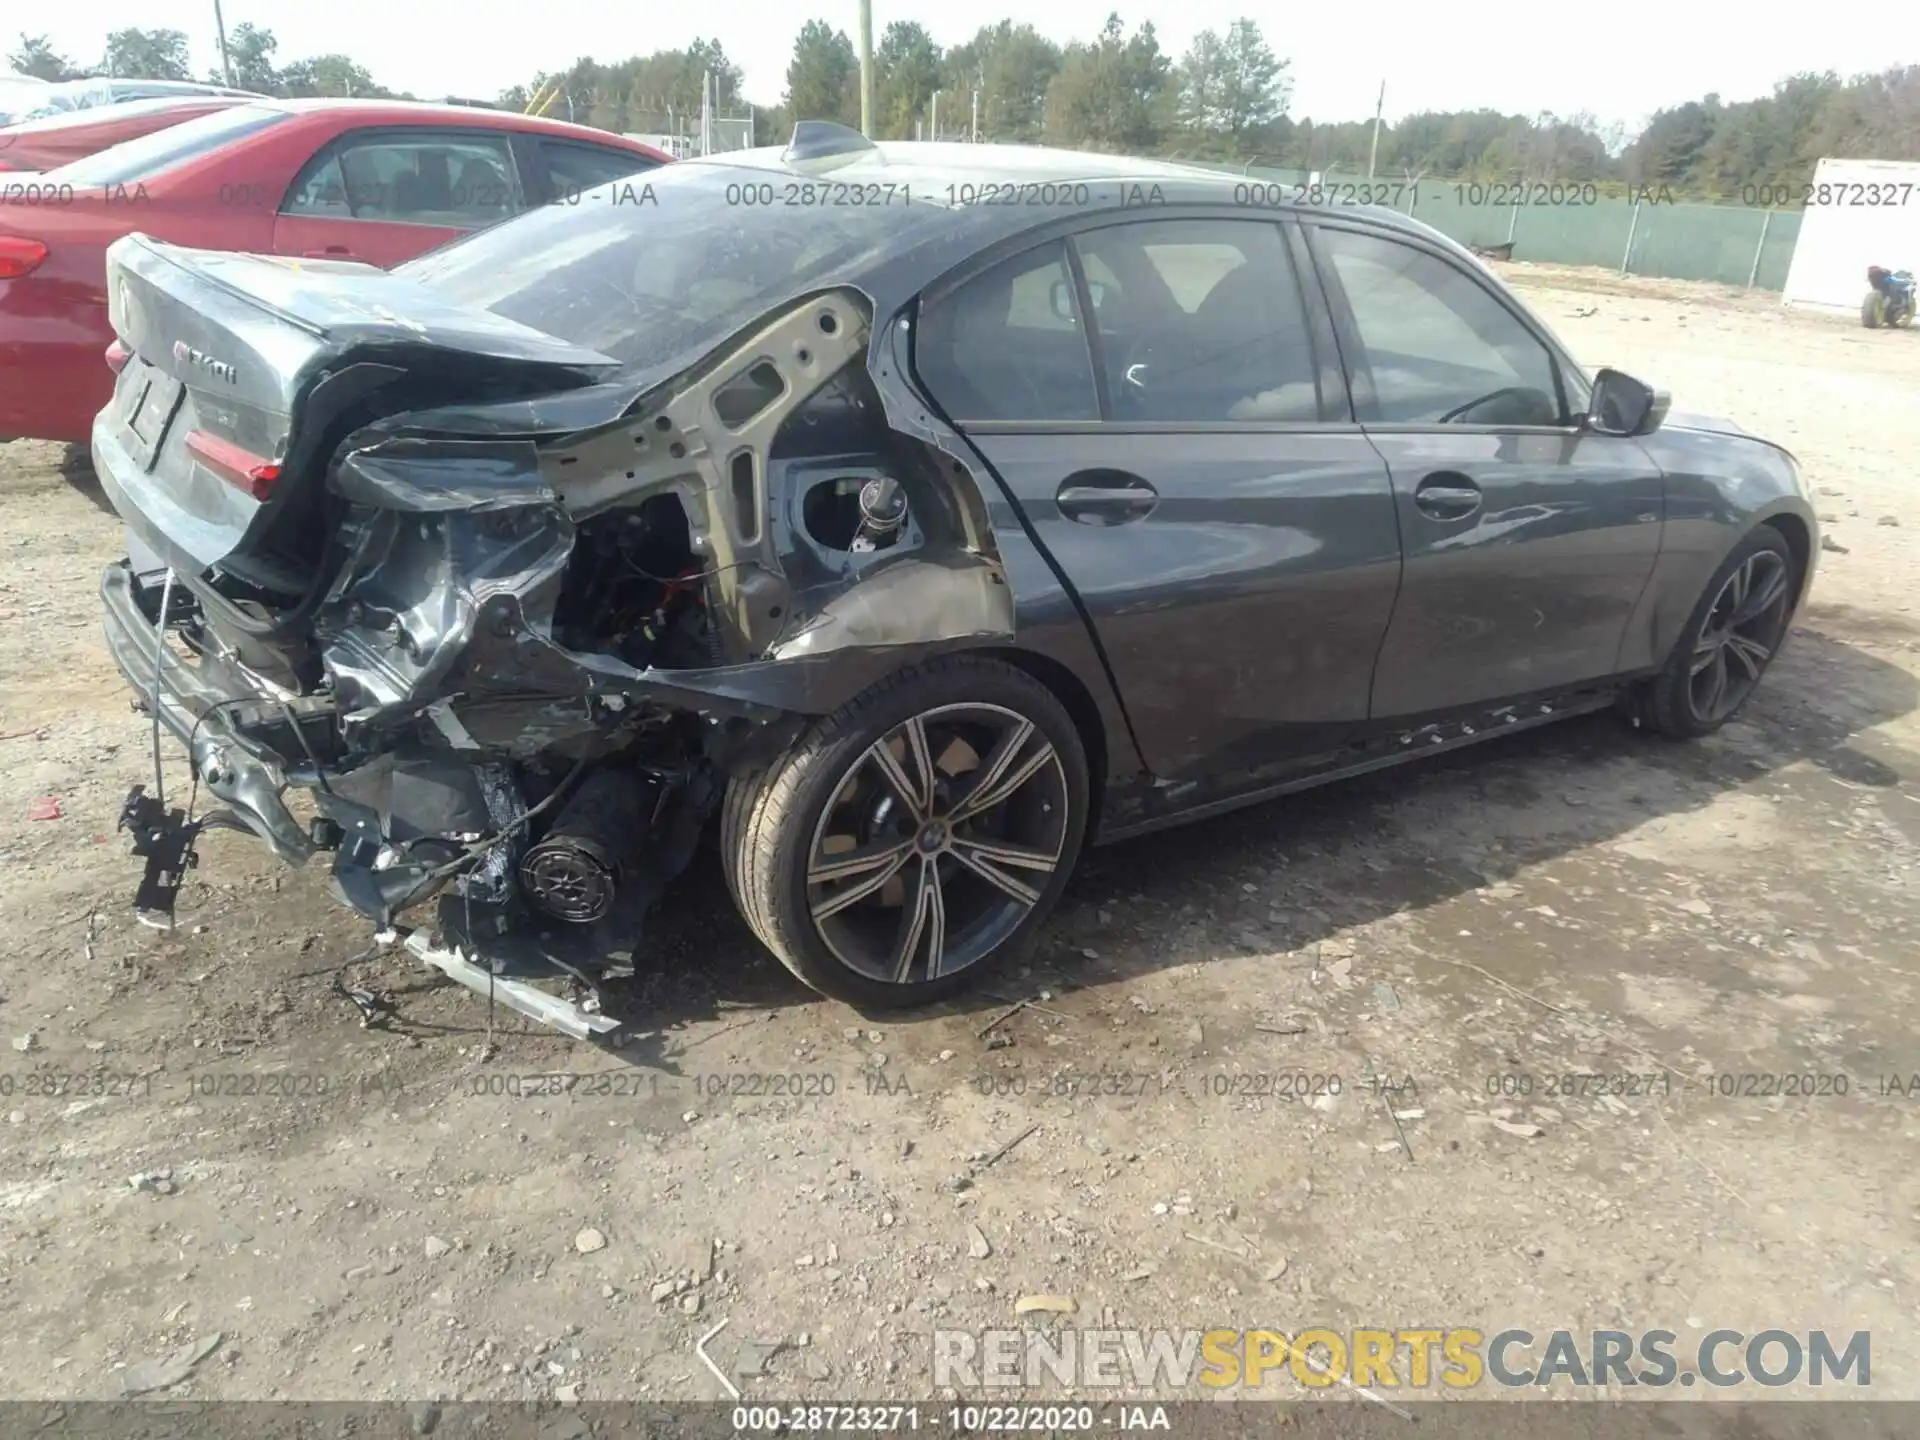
[1181, 163, 1803, 291]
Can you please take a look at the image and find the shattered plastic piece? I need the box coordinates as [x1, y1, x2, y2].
[27, 796, 61, 820]
[1472, 1116, 1545, 1138]
[1013, 1294, 1077, 1316]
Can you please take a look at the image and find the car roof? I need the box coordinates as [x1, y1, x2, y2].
[51, 78, 258, 99]
[700, 138, 1221, 191]
[1, 94, 241, 134]
[252, 98, 669, 149]
[682, 136, 1449, 250]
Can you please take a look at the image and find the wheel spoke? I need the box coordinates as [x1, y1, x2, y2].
[952, 724, 1055, 824]
[946, 717, 1033, 820]
[1726, 556, 1751, 612]
[1726, 631, 1772, 679]
[950, 835, 1056, 907]
[1690, 636, 1720, 676]
[889, 856, 946, 983]
[810, 841, 912, 922]
[1703, 647, 1730, 717]
[808, 836, 913, 887]
[1732, 561, 1788, 625]
[866, 715, 935, 818]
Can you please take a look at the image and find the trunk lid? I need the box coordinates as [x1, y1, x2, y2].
[96, 233, 623, 582]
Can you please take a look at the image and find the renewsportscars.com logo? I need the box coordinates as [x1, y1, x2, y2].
[932, 1328, 1871, 1391]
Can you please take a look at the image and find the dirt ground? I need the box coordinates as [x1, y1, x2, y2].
[1, 264, 1917, 1409]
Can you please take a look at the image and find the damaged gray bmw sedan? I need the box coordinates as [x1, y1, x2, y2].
[94, 124, 1817, 1037]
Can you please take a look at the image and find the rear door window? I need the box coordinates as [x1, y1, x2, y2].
[537, 139, 660, 202]
[914, 241, 1100, 423]
[1071, 219, 1321, 423]
[283, 133, 520, 228]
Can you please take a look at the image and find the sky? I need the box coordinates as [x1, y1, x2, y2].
[15, 0, 1903, 135]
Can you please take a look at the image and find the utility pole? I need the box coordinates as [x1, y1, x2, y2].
[1366, 79, 1385, 179]
[212, 0, 235, 87]
[930, 90, 939, 142]
[970, 88, 979, 142]
[857, 0, 874, 136]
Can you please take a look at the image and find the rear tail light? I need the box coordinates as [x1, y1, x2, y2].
[0, 236, 48, 279]
[105, 340, 131, 374]
[185, 430, 282, 500]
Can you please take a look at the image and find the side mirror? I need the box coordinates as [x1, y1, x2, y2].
[1587, 367, 1670, 437]
[1048, 277, 1108, 321]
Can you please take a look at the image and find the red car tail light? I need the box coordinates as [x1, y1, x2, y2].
[0, 236, 49, 279]
[185, 430, 282, 500]
[105, 340, 131, 374]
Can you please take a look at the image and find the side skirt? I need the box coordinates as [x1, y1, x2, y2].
[1096, 687, 1622, 844]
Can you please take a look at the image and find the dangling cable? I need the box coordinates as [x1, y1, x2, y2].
[148, 569, 176, 809]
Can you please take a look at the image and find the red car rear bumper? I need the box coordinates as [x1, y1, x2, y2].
[0, 301, 113, 444]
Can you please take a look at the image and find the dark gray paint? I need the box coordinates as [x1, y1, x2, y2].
[959, 425, 1401, 779]
[1361, 428, 1665, 718]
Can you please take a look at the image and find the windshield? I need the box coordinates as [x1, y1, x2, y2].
[399, 158, 959, 368]
[50, 103, 289, 187]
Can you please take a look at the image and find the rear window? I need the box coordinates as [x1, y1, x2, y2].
[398, 158, 957, 368]
[50, 103, 290, 187]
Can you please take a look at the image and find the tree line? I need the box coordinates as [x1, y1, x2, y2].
[10, 25, 390, 101]
[13, 20, 1920, 197]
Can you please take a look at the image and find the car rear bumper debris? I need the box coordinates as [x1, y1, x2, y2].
[103, 559, 531, 933]
[102, 557, 318, 868]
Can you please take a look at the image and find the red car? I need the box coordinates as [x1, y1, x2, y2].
[0, 95, 252, 173]
[0, 99, 671, 443]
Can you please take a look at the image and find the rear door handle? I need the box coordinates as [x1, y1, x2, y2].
[1414, 472, 1482, 520]
[1057, 473, 1158, 526]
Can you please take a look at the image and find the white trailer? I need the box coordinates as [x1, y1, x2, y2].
[1781, 157, 1920, 313]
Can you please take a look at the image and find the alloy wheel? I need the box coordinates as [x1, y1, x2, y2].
[1687, 548, 1792, 724]
[804, 703, 1069, 985]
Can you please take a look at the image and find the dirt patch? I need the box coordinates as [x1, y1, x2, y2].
[0, 269, 1916, 1405]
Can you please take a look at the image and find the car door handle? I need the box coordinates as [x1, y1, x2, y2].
[304, 246, 354, 258]
[1413, 473, 1482, 520]
[1057, 473, 1158, 525]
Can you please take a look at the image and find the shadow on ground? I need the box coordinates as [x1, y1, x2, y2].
[555, 619, 1917, 1076]
[57, 443, 115, 516]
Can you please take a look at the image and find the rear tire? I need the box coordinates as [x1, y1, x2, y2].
[1642, 527, 1798, 739]
[1862, 293, 1886, 328]
[723, 655, 1089, 1008]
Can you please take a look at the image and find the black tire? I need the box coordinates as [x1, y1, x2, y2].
[723, 655, 1090, 1008]
[1643, 526, 1798, 739]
